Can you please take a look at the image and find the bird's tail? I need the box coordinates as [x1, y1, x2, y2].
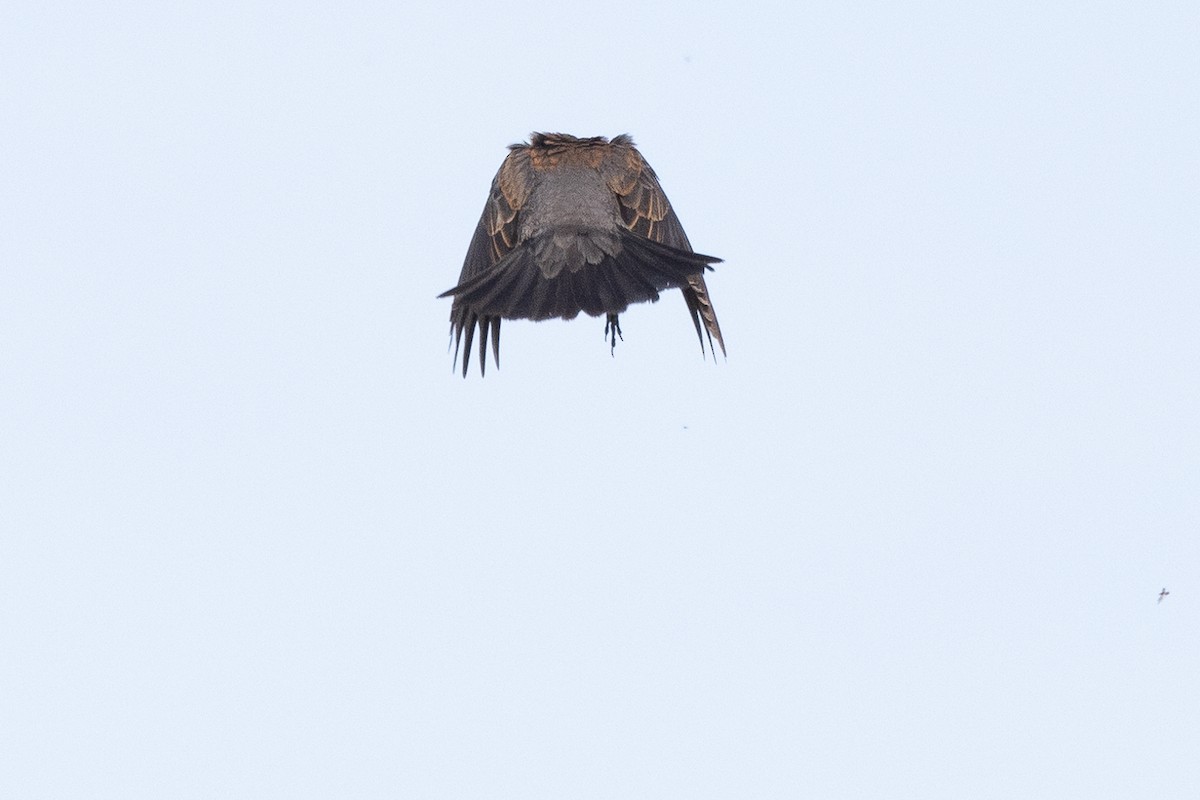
[438, 230, 718, 322]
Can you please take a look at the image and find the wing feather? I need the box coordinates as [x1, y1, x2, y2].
[602, 142, 726, 358]
[443, 147, 534, 376]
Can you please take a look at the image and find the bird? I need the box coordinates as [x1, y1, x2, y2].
[438, 132, 725, 376]
[1158, 588, 1170, 604]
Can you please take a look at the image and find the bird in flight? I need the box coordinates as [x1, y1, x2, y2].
[439, 133, 725, 376]
[1158, 588, 1170, 604]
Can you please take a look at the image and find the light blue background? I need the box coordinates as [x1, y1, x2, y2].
[3, 2, 1197, 797]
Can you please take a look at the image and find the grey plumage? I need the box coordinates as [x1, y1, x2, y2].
[439, 133, 726, 376]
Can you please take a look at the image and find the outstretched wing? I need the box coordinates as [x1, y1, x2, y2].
[444, 148, 534, 377]
[602, 138, 726, 358]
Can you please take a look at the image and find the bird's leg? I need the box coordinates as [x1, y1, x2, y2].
[604, 313, 623, 355]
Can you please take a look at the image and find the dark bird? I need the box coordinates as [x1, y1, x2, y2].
[1158, 588, 1170, 604]
[439, 133, 725, 376]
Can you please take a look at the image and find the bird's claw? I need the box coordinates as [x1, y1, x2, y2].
[604, 314, 623, 355]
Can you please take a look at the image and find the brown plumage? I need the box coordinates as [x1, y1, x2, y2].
[438, 133, 725, 376]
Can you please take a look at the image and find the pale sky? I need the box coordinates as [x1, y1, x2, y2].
[3, 2, 1198, 797]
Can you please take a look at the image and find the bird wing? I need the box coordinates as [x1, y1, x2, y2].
[444, 148, 534, 376]
[602, 140, 726, 358]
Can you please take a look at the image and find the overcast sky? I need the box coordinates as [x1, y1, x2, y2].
[3, 1, 1198, 797]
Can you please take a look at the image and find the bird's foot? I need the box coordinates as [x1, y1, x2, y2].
[604, 314, 623, 356]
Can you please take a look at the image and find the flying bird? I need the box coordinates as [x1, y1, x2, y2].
[439, 133, 725, 376]
[1158, 588, 1170, 604]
